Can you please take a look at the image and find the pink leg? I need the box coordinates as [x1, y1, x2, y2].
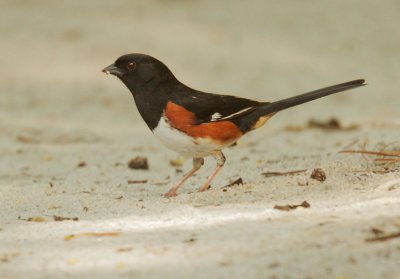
[164, 157, 204, 198]
[198, 152, 225, 192]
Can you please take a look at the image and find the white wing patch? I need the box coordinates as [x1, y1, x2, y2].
[210, 107, 254, 122]
[211, 112, 222, 121]
[219, 107, 253, 120]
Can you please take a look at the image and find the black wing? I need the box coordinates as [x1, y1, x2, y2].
[171, 88, 262, 124]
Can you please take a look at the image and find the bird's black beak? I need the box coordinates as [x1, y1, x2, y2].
[102, 63, 124, 77]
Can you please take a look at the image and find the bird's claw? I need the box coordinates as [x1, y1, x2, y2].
[164, 190, 177, 198]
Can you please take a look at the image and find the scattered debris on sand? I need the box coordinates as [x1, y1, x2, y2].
[308, 118, 359, 131]
[19, 216, 47, 222]
[310, 168, 327, 182]
[274, 201, 311, 211]
[285, 118, 359, 132]
[128, 180, 148, 184]
[116, 247, 133, 253]
[222, 177, 243, 189]
[128, 156, 149, 170]
[53, 215, 79, 221]
[77, 161, 86, 168]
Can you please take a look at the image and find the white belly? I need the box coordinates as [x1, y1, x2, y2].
[152, 117, 228, 158]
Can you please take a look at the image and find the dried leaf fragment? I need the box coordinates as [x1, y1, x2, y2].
[308, 118, 359, 131]
[222, 178, 243, 188]
[116, 247, 133, 253]
[0, 253, 19, 263]
[285, 118, 359, 132]
[274, 201, 310, 211]
[170, 157, 184, 167]
[64, 232, 121, 241]
[16, 135, 40, 144]
[26, 217, 46, 222]
[310, 168, 326, 182]
[53, 215, 79, 222]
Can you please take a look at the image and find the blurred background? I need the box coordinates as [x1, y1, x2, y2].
[1, 0, 399, 133]
[1, 2, 400, 278]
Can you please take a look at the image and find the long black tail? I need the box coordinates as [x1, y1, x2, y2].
[259, 79, 366, 115]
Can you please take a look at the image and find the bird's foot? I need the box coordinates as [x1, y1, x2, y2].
[198, 184, 211, 192]
[164, 189, 178, 198]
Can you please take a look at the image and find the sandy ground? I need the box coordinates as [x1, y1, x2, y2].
[1, 1, 400, 278]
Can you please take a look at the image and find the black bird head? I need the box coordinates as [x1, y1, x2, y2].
[102, 53, 177, 93]
[103, 53, 181, 130]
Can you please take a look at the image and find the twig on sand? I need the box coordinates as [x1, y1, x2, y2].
[128, 180, 148, 184]
[351, 169, 393, 174]
[365, 232, 400, 242]
[374, 158, 400, 163]
[339, 150, 400, 157]
[262, 169, 307, 177]
[341, 149, 400, 172]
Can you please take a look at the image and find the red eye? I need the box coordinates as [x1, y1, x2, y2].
[126, 62, 136, 71]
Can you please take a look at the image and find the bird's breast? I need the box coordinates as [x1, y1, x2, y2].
[152, 115, 238, 157]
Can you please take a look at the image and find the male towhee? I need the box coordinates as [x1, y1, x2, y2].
[103, 54, 365, 197]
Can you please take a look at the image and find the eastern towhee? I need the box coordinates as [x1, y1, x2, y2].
[103, 53, 365, 197]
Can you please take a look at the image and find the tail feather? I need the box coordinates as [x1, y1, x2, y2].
[259, 79, 366, 115]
